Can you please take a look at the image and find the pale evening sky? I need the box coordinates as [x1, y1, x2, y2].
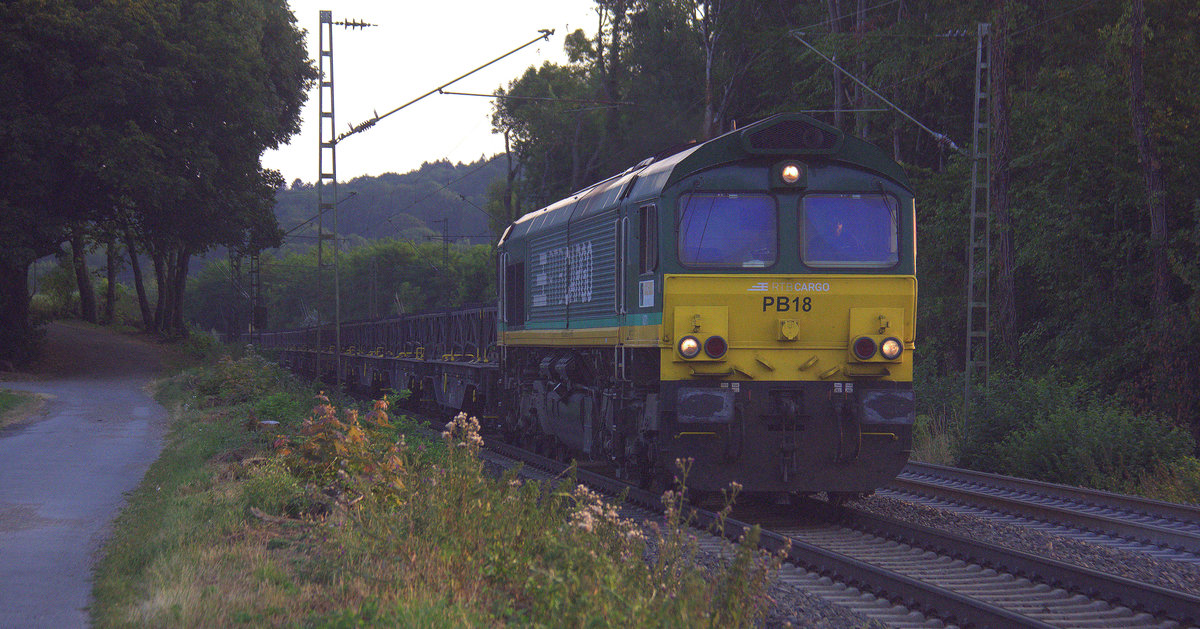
[262, 1, 599, 185]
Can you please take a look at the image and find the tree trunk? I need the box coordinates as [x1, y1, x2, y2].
[701, 0, 718, 139]
[124, 229, 154, 330]
[854, 0, 868, 139]
[991, 1, 1018, 365]
[826, 0, 845, 129]
[604, 0, 626, 148]
[1129, 0, 1170, 312]
[152, 252, 167, 333]
[0, 257, 36, 365]
[104, 238, 117, 324]
[167, 247, 191, 335]
[70, 233, 98, 324]
[503, 130, 520, 227]
[570, 117, 584, 191]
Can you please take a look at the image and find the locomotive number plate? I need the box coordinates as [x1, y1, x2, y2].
[761, 295, 813, 312]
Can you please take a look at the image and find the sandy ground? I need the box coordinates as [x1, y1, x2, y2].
[0, 322, 169, 628]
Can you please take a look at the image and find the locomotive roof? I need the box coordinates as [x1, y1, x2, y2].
[499, 113, 911, 247]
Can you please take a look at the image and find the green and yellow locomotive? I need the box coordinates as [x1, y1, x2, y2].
[496, 113, 917, 497]
[263, 113, 915, 498]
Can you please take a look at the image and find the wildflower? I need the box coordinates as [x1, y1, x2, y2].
[571, 509, 596, 533]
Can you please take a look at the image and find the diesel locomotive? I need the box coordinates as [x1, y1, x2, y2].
[263, 113, 917, 499]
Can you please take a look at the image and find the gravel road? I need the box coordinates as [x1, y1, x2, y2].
[0, 322, 168, 628]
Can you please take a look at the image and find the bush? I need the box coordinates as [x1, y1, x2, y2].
[194, 351, 289, 406]
[993, 399, 1193, 491]
[958, 372, 1196, 492]
[1131, 457, 1200, 504]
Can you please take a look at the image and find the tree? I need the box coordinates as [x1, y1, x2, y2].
[492, 61, 606, 205]
[990, 1, 1018, 364]
[0, 0, 110, 361]
[1127, 0, 1169, 314]
[101, 0, 316, 335]
[0, 0, 314, 356]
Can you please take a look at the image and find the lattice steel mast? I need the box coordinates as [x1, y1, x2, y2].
[964, 23, 992, 423]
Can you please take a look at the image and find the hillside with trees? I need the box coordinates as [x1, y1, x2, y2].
[273, 157, 505, 247]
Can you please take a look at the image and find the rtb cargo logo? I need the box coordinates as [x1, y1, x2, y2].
[747, 281, 830, 293]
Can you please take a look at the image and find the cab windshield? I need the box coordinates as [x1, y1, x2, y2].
[801, 194, 898, 268]
[677, 193, 777, 268]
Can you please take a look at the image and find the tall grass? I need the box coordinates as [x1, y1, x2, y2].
[93, 353, 781, 627]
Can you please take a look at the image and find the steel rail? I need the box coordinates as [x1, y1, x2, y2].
[842, 506, 1200, 627]
[904, 461, 1200, 524]
[892, 463, 1200, 555]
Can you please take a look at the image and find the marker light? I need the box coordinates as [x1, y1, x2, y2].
[780, 162, 803, 184]
[704, 335, 728, 359]
[880, 337, 903, 360]
[852, 336, 877, 360]
[678, 336, 701, 359]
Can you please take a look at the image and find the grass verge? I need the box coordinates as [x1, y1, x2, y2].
[92, 353, 781, 627]
[0, 389, 44, 430]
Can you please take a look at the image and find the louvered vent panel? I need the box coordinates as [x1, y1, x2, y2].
[746, 120, 838, 152]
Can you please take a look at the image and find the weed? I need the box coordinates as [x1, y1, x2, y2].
[912, 413, 957, 465]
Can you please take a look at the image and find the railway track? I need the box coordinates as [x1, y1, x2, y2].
[886, 462, 1200, 563]
[476, 437, 1200, 628]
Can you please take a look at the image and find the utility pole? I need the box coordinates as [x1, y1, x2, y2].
[317, 10, 374, 387]
[435, 218, 449, 271]
[964, 23, 992, 427]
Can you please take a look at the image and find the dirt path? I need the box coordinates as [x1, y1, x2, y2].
[0, 322, 170, 628]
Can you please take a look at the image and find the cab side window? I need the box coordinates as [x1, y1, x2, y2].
[639, 205, 657, 274]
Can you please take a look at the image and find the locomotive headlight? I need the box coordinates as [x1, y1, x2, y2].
[780, 161, 804, 184]
[678, 336, 702, 359]
[880, 337, 903, 360]
[852, 336, 877, 361]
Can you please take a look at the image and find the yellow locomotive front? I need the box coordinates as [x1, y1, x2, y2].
[646, 124, 917, 497]
[661, 271, 915, 495]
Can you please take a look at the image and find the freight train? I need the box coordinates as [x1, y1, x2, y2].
[261, 113, 917, 500]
